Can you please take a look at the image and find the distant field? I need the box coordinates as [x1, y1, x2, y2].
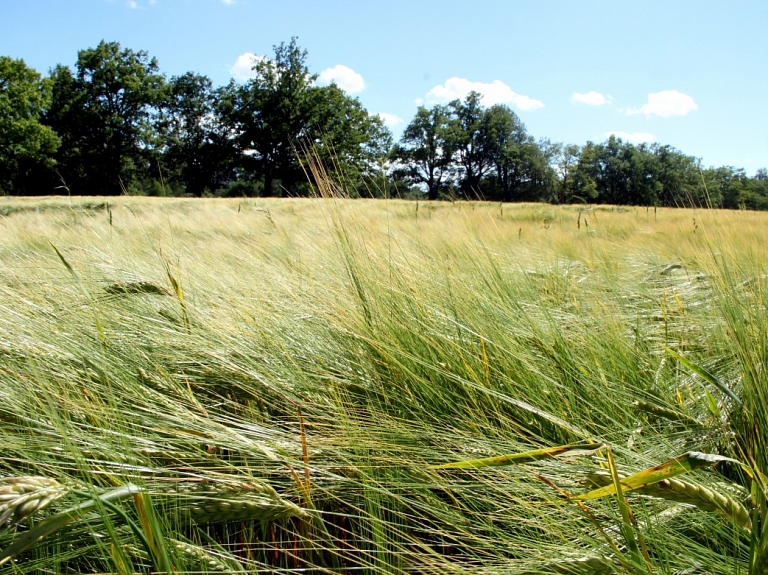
[0, 196, 766, 573]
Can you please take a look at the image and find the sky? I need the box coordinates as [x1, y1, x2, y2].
[2, 0, 767, 172]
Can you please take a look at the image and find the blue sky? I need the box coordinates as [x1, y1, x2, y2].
[2, 0, 767, 172]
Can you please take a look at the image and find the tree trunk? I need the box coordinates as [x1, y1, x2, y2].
[263, 174, 274, 197]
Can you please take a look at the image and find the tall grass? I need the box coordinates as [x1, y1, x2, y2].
[0, 193, 766, 572]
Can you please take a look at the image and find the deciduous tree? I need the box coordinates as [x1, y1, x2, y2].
[304, 83, 392, 196]
[223, 38, 390, 196]
[155, 73, 237, 196]
[390, 105, 453, 200]
[482, 104, 545, 201]
[0, 57, 60, 194]
[447, 91, 493, 198]
[45, 41, 165, 195]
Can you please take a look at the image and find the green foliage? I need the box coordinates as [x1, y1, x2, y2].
[155, 72, 237, 196]
[391, 93, 556, 201]
[3, 38, 768, 205]
[390, 104, 454, 200]
[219, 38, 318, 196]
[550, 142, 582, 203]
[306, 83, 392, 196]
[44, 41, 165, 195]
[480, 103, 531, 200]
[571, 136, 706, 207]
[0, 56, 60, 195]
[447, 91, 493, 197]
[220, 38, 389, 197]
[701, 165, 758, 209]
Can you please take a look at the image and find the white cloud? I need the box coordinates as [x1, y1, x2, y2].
[317, 64, 365, 93]
[423, 77, 544, 111]
[626, 90, 698, 117]
[378, 113, 403, 127]
[572, 91, 610, 106]
[221, 0, 237, 4]
[127, 0, 138, 7]
[229, 52, 265, 81]
[604, 131, 656, 143]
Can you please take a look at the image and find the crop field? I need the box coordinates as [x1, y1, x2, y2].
[0, 195, 767, 573]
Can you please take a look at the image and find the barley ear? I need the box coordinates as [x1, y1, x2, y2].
[0, 476, 69, 527]
[177, 480, 307, 524]
[170, 538, 246, 573]
[586, 473, 751, 531]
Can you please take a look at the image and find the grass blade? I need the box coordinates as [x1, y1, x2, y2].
[431, 442, 605, 469]
[573, 452, 744, 501]
[666, 347, 741, 405]
[133, 491, 175, 574]
[606, 447, 647, 572]
[50, 242, 106, 344]
[0, 484, 142, 566]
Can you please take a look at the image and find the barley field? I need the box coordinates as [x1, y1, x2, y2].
[0, 195, 766, 574]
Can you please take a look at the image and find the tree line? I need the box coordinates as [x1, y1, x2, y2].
[1, 39, 767, 208]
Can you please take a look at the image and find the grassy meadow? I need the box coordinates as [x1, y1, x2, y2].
[0, 194, 767, 573]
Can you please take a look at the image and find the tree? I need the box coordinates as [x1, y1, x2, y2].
[742, 174, 768, 210]
[155, 73, 237, 196]
[598, 136, 632, 204]
[570, 137, 649, 205]
[568, 137, 708, 207]
[393, 95, 554, 202]
[570, 141, 607, 203]
[624, 144, 663, 206]
[223, 38, 390, 196]
[390, 104, 454, 200]
[222, 38, 317, 196]
[523, 138, 558, 201]
[0, 57, 60, 195]
[304, 83, 392, 196]
[447, 91, 493, 197]
[650, 143, 701, 207]
[702, 166, 748, 209]
[481, 104, 547, 202]
[45, 41, 165, 195]
[550, 143, 581, 203]
[742, 170, 768, 210]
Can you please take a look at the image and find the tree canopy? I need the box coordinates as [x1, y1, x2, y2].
[0, 56, 60, 195]
[392, 93, 556, 202]
[220, 38, 389, 196]
[390, 104, 454, 200]
[154, 72, 237, 197]
[0, 39, 766, 208]
[44, 41, 165, 195]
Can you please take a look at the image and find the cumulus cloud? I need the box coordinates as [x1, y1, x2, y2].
[229, 52, 265, 81]
[604, 131, 656, 144]
[317, 64, 365, 94]
[423, 77, 544, 111]
[378, 113, 403, 127]
[572, 91, 610, 106]
[626, 90, 698, 117]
